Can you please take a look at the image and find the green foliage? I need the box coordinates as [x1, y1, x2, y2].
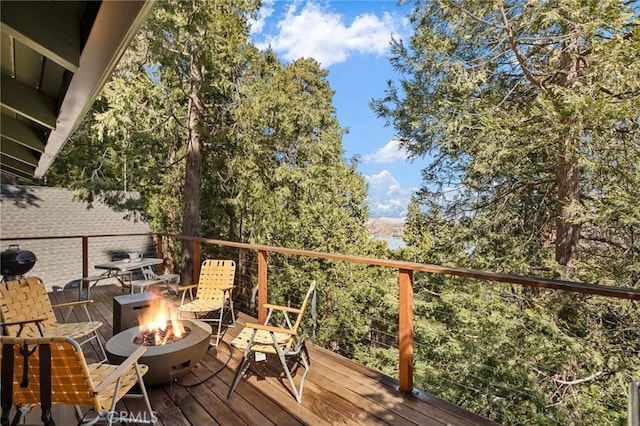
[375, 0, 640, 283]
[218, 54, 380, 352]
[47, 0, 379, 361]
[371, 0, 640, 423]
[408, 277, 639, 425]
[218, 54, 369, 249]
[46, 1, 639, 424]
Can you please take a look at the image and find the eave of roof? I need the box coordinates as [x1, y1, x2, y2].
[0, 0, 156, 180]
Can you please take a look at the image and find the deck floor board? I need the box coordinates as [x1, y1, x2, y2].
[13, 284, 495, 425]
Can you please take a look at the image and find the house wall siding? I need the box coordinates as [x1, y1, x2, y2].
[1, 185, 154, 291]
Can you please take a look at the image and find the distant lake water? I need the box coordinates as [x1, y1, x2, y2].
[372, 237, 406, 250]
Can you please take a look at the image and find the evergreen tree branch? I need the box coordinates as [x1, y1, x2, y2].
[447, 0, 503, 29]
[552, 370, 607, 386]
[499, 5, 544, 91]
[581, 234, 640, 255]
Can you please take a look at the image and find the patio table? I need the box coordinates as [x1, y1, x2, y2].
[87, 257, 164, 297]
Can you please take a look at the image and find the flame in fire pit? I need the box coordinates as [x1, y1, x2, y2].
[138, 298, 185, 345]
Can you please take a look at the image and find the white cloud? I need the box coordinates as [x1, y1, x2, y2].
[249, 0, 275, 35]
[363, 139, 408, 164]
[365, 170, 416, 218]
[253, 1, 402, 67]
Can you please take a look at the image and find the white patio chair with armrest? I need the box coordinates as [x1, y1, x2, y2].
[0, 335, 154, 426]
[141, 264, 180, 287]
[130, 265, 180, 294]
[0, 277, 107, 363]
[178, 259, 236, 347]
[227, 281, 316, 403]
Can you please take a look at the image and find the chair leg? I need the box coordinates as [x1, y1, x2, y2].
[282, 362, 301, 403]
[134, 363, 155, 425]
[296, 347, 311, 401]
[78, 333, 107, 364]
[274, 343, 310, 404]
[93, 332, 108, 363]
[98, 364, 154, 426]
[227, 355, 252, 400]
[274, 345, 308, 403]
[213, 307, 224, 347]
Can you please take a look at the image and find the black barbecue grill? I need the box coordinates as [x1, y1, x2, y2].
[1, 245, 37, 280]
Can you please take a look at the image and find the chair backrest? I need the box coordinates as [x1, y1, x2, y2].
[196, 259, 236, 300]
[0, 336, 101, 411]
[290, 281, 317, 335]
[0, 277, 57, 337]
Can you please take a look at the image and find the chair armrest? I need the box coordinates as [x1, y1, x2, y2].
[52, 300, 95, 322]
[245, 322, 296, 335]
[93, 346, 147, 393]
[179, 284, 198, 305]
[51, 300, 94, 309]
[180, 284, 198, 291]
[0, 318, 46, 327]
[262, 303, 302, 314]
[1, 318, 47, 336]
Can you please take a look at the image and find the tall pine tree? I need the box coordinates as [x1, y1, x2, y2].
[373, 0, 640, 283]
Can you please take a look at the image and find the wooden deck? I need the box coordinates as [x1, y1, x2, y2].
[19, 284, 496, 425]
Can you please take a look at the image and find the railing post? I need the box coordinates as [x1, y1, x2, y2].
[398, 268, 414, 394]
[193, 240, 201, 284]
[155, 234, 164, 274]
[258, 250, 268, 324]
[82, 236, 89, 279]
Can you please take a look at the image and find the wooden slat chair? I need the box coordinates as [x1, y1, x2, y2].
[0, 277, 107, 363]
[178, 259, 236, 347]
[0, 335, 154, 426]
[227, 281, 317, 403]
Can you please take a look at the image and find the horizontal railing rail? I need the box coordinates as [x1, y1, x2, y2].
[3, 232, 639, 397]
[171, 234, 640, 301]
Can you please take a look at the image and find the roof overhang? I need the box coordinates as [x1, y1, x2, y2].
[1, 0, 155, 180]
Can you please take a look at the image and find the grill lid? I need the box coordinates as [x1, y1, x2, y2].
[1, 244, 37, 276]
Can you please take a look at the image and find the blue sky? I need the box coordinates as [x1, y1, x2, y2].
[250, 0, 428, 218]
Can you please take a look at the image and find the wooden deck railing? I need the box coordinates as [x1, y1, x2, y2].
[170, 234, 640, 394]
[3, 232, 640, 395]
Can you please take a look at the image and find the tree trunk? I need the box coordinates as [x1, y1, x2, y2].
[555, 152, 580, 279]
[554, 35, 581, 280]
[180, 66, 204, 284]
[165, 144, 179, 278]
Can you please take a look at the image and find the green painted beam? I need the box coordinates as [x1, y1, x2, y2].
[1, 74, 57, 129]
[0, 113, 46, 152]
[1, 154, 35, 178]
[0, 1, 80, 72]
[0, 137, 39, 166]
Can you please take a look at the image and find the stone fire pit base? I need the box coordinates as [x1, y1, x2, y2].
[106, 319, 212, 386]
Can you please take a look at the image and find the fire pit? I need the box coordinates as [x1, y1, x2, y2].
[106, 299, 212, 386]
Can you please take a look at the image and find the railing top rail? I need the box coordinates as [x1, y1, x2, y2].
[1, 233, 152, 241]
[172, 234, 640, 301]
[3, 233, 639, 301]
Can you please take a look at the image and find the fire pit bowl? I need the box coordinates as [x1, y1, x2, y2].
[106, 319, 212, 386]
